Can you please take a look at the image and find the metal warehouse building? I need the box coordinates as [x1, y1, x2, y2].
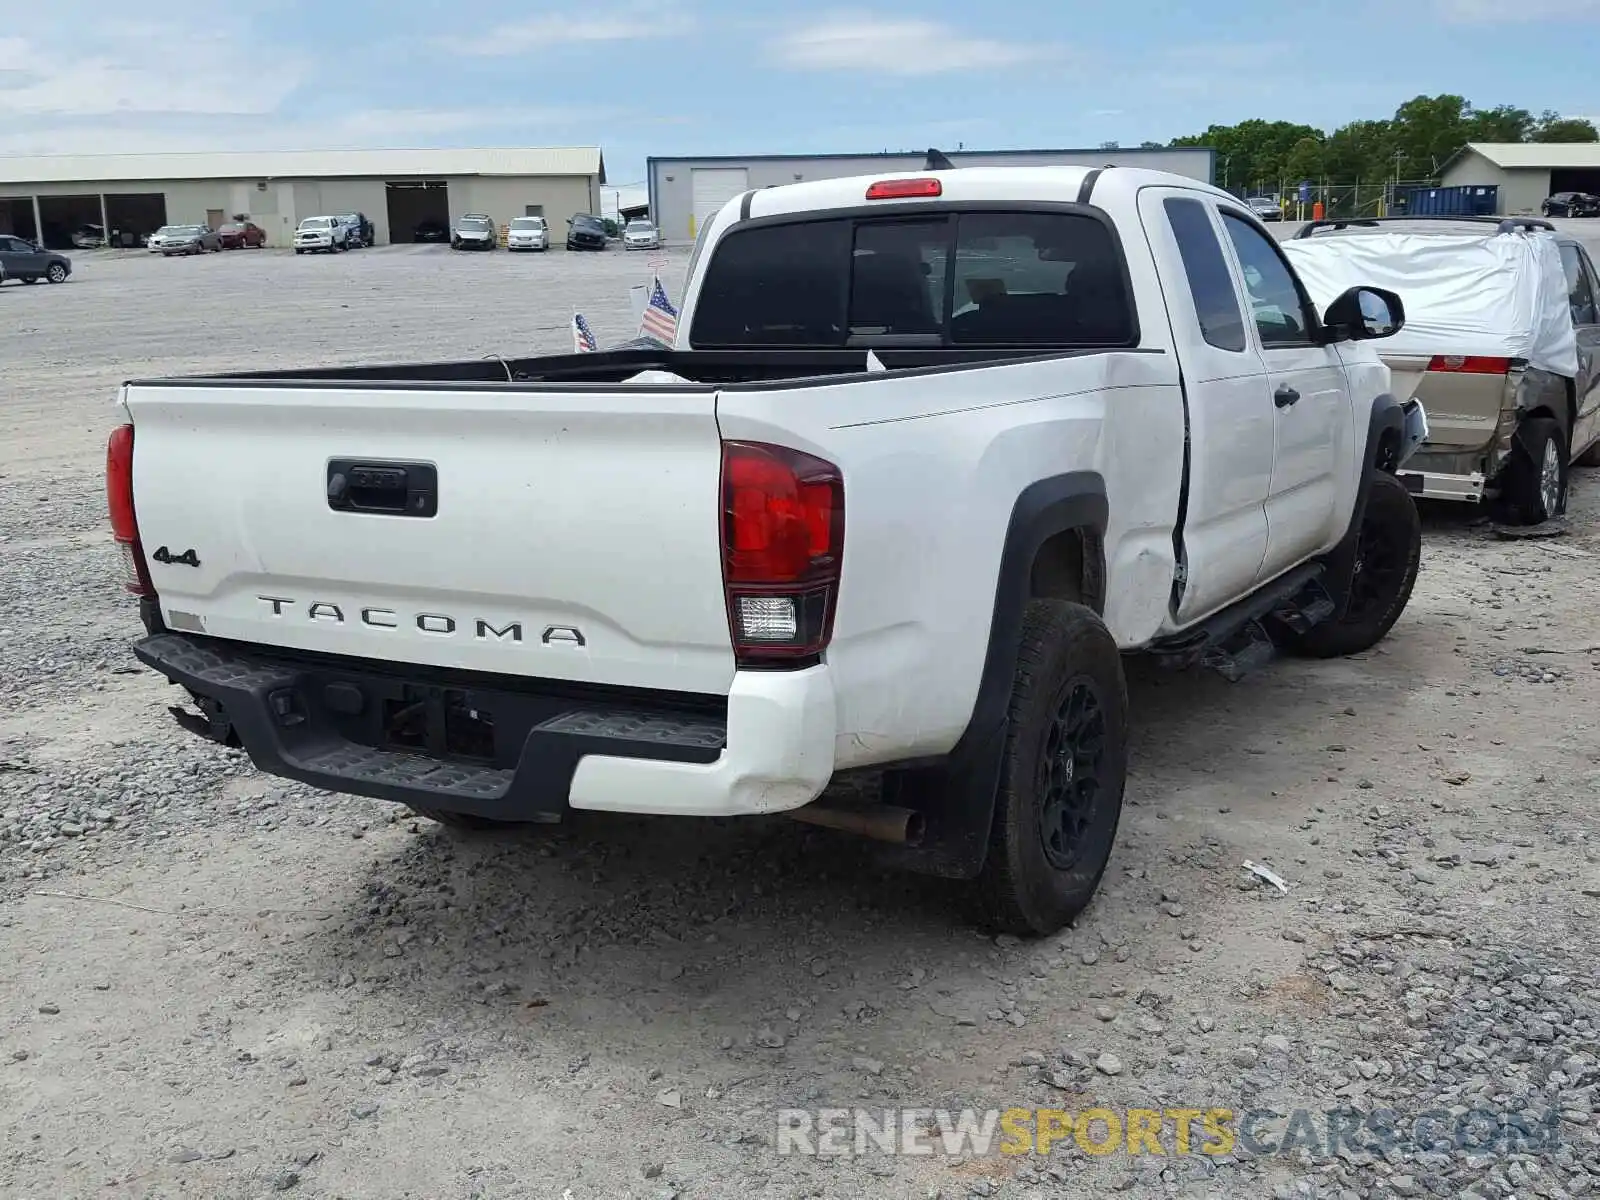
[1439, 143, 1600, 215]
[646, 147, 1215, 243]
[0, 147, 604, 249]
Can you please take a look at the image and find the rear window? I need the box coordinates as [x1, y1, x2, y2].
[689, 210, 1134, 348]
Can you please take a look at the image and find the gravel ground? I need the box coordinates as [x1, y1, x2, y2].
[2, 242, 1599, 1200]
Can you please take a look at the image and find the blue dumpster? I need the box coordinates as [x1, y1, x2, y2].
[1393, 184, 1500, 216]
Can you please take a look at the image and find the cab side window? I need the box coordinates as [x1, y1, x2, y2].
[1163, 198, 1247, 352]
[1220, 212, 1318, 347]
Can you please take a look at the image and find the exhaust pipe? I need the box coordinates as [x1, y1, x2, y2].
[788, 800, 925, 846]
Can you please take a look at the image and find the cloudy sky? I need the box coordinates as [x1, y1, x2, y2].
[2, 0, 1596, 188]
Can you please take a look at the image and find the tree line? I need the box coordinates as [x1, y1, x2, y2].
[1113, 95, 1597, 194]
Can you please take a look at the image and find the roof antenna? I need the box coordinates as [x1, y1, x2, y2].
[925, 147, 955, 171]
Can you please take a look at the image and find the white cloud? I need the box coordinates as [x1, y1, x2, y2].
[0, 9, 636, 157]
[772, 15, 1051, 75]
[441, 8, 694, 55]
[0, 22, 305, 118]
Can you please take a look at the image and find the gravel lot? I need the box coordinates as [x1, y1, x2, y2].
[2, 240, 1599, 1200]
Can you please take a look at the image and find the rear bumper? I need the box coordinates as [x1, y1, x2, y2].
[134, 633, 836, 820]
[1396, 468, 1485, 503]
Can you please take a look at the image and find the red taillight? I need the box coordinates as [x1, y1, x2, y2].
[1426, 355, 1511, 374]
[106, 423, 155, 598]
[865, 177, 942, 200]
[720, 441, 843, 665]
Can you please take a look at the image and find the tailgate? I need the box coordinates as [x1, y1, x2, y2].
[123, 382, 736, 694]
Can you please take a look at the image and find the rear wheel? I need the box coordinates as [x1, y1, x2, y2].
[1505, 417, 1567, 524]
[976, 600, 1128, 937]
[1285, 470, 1420, 658]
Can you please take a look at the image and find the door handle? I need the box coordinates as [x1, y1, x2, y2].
[327, 460, 438, 517]
[1274, 385, 1300, 409]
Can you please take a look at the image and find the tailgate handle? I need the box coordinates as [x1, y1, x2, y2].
[327, 460, 438, 517]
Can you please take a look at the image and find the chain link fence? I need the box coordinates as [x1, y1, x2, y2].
[1218, 180, 1440, 220]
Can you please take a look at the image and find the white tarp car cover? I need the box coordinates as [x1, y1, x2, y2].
[1281, 231, 1579, 378]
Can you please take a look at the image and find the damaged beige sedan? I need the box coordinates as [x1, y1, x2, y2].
[1285, 216, 1600, 524]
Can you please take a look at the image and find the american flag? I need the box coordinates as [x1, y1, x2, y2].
[571, 311, 598, 353]
[639, 276, 679, 345]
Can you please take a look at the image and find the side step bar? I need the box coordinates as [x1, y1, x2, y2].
[1151, 563, 1333, 682]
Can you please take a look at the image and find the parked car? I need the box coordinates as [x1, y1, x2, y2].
[506, 215, 549, 251]
[114, 165, 1425, 936]
[70, 224, 106, 249]
[217, 221, 267, 249]
[336, 212, 375, 247]
[623, 218, 661, 250]
[566, 213, 607, 250]
[452, 214, 497, 250]
[146, 225, 188, 253]
[1246, 195, 1282, 222]
[159, 225, 222, 255]
[413, 217, 450, 243]
[1286, 215, 1600, 524]
[1542, 191, 1600, 218]
[293, 216, 350, 254]
[0, 235, 71, 283]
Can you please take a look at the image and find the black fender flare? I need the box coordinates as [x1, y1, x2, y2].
[882, 471, 1108, 879]
[1320, 392, 1408, 615]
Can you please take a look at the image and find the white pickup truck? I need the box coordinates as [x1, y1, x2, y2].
[110, 165, 1426, 935]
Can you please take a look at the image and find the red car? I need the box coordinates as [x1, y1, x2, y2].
[217, 221, 267, 249]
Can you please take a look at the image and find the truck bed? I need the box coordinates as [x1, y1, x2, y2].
[131, 346, 1117, 390]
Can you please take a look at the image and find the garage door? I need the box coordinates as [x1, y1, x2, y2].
[690, 168, 748, 238]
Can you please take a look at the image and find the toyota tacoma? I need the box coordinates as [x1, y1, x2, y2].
[109, 165, 1426, 934]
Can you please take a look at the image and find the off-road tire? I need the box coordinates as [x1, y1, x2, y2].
[1287, 471, 1421, 659]
[977, 600, 1128, 937]
[1505, 417, 1567, 524]
[407, 806, 526, 833]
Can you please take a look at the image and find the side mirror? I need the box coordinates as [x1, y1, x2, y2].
[1323, 286, 1404, 342]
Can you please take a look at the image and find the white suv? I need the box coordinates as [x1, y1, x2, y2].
[293, 216, 349, 254]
